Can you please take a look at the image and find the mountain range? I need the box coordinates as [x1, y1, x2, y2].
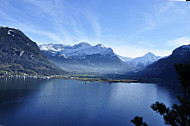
[0, 26, 161, 75]
[39, 43, 161, 74]
[1, 26, 189, 83]
[39, 43, 123, 74]
[122, 44, 190, 83]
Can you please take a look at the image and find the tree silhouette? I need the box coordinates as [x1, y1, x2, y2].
[131, 116, 148, 126]
[131, 64, 190, 126]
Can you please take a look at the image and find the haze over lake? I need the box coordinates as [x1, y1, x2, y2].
[0, 78, 182, 126]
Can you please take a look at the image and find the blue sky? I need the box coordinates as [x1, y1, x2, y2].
[0, 0, 190, 58]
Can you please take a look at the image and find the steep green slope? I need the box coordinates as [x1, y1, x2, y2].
[0, 26, 65, 75]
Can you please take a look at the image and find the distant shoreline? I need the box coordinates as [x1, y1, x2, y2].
[72, 77, 139, 83]
[0, 74, 139, 83]
[0, 74, 180, 85]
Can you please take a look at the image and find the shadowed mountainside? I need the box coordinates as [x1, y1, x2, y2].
[121, 45, 190, 83]
[0, 27, 65, 75]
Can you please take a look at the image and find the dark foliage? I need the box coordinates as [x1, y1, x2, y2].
[131, 64, 190, 126]
[131, 116, 148, 126]
[151, 97, 190, 126]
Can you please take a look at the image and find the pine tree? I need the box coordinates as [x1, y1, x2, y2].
[131, 64, 190, 126]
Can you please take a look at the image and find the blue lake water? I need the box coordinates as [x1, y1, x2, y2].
[0, 78, 183, 126]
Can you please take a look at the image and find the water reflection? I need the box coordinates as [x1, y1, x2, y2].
[0, 78, 46, 114]
[0, 78, 183, 126]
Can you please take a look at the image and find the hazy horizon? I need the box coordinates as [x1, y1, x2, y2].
[0, 0, 190, 58]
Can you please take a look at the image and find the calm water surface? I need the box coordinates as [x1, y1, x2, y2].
[0, 78, 183, 126]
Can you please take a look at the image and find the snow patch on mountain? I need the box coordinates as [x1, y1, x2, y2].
[39, 43, 66, 52]
[117, 55, 132, 62]
[130, 52, 161, 65]
[7, 29, 14, 35]
[39, 42, 115, 59]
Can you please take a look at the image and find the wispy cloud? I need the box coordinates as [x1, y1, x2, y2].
[86, 12, 102, 40]
[158, 2, 174, 14]
[20, 0, 64, 18]
[1, 0, 189, 58]
[142, 2, 174, 31]
[138, 41, 155, 47]
[166, 37, 190, 47]
[127, 2, 174, 39]
[0, 0, 103, 45]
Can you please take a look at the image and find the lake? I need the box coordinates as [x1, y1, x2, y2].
[0, 78, 183, 126]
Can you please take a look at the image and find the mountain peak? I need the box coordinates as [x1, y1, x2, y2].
[74, 42, 91, 47]
[130, 51, 161, 66]
[181, 44, 190, 48]
[95, 44, 105, 48]
[173, 44, 190, 56]
[0, 26, 37, 51]
[0, 26, 20, 33]
[144, 52, 155, 57]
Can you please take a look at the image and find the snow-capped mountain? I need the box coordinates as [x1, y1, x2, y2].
[39, 42, 116, 59]
[132, 44, 190, 82]
[130, 52, 161, 65]
[39, 42, 123, 74]
[117, 55, 132, 62]
[39, 43, 161, 73]
[128, 52, 161, 71]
